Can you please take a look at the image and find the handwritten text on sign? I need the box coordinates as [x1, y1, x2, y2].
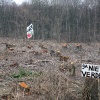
[81, 64, 100, 78]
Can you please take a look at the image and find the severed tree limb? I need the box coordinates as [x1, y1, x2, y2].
[33, 60, 55, 64]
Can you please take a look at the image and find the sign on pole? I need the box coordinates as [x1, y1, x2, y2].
[26, 23, 34, 39]
[81, 63, 100, 78]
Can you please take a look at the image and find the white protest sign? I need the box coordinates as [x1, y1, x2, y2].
[26, 23, 34, 39]
[81, 64, 100, 78]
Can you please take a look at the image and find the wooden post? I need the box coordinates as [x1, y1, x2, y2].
[82, 77, 99, 100]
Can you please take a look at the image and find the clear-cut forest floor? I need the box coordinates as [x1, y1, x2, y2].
[0, 37, 100, 100]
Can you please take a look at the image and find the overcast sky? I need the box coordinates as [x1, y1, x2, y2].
[13, 0, 27, 5]
[13, 0, 84, 5]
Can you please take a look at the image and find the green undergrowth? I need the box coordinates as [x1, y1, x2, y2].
[11, 68, 42, 79]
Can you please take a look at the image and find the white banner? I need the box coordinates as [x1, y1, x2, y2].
[81, 63, 100, 78]
[26, 23, 34, 39]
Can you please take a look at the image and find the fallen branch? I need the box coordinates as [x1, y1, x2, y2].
[33, 60, 55, 64]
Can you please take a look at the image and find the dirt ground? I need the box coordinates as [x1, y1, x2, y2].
[0, 37, 100, 100]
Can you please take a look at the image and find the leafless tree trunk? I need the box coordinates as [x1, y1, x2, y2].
[93, 0, 97, 42]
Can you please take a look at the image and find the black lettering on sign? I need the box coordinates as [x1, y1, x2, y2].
[95, 66, 99, 72]
[95, 73, 99, 78]
[89, 65, 99, 72]
[81, 71, 87, 77]
[91, 72, 98, 78]
[91, 72, 95, 78]
[99, 73, 100, 78]
[82, 64, 88, 69]
[29, 27, 32, 31]
[82, 71, 100, 78]
[87, 72, 90, 77]
[89, 65, 94, 71]
[27, 24, 33, 32]
[82, 64, 100, 78]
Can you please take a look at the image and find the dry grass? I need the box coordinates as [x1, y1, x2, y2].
[0, 37, 100, 100]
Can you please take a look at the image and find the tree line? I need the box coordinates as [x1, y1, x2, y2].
[0, 0, 100, 42]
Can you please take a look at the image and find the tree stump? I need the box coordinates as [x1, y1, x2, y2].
[82, 77, 99, 100]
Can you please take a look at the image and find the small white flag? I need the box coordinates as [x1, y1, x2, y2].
[26, 23, 34, 39]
